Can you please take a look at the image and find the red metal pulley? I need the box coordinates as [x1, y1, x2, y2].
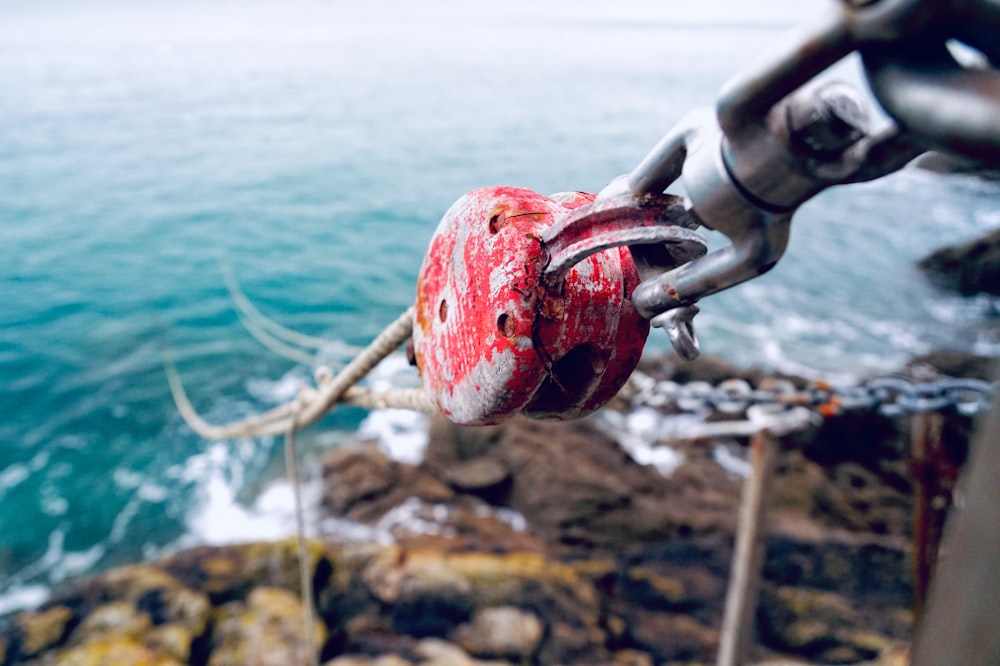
[412, 185, 704, 425]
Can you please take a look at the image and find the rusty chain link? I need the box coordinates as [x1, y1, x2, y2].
[627, 372, 996, 420]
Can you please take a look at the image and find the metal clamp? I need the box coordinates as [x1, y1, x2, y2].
[620, 0, 1000, 358]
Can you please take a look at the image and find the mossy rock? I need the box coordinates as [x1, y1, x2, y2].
[49, 637, 184, 666]
[1, 565, 211, 665]
[209, 586, 326, 666]
[363, 547, 601, 618]
[161, 538, 329, 605]
[16, 605, 73, 658]
[356, 546, 609, 663]
[451, 606, 543, 660]
[758, 585, 885, 662]
[69, 601, 152, 645]
[96, 565, 210, 638]
[624, 566, 688, 607]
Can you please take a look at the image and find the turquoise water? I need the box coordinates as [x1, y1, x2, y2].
[2, 0, 998, 613]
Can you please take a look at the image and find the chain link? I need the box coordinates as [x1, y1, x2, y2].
[627, 372, 996, 421]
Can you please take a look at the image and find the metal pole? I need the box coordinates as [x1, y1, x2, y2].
[912, 390, 1000, 665]
[910, 410, 944, 618]
[717, 430, 778, 666]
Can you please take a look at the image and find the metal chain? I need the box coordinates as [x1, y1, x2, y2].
[627, 372, 996, 419]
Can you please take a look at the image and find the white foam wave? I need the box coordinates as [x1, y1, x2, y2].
[364, 497, 529, 542]
[178, 442, 323, 547]
[136, 481, 169, 503]
[110, 496, 143, 543]
[356, 354, 429, 464]
[39, 481, 69, 517]
[59, 544, 107, 582]
[0, 527, 110, 616]
[246, 368, 310, 404]
[357, 409, 428, 465]
[365, 353, 421, 391]
[0, 585, 50, 617]
[0, 463, 29, 502]
[318, 515, 393, 545]
[375, 497, 456, 539]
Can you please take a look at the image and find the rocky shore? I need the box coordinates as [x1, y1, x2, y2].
[3, 349, 994, 666]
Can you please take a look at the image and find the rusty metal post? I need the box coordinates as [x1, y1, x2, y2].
[910, 410, 944, 618]
[717, 429, 778, 666]
[912, 390, 1000, 665]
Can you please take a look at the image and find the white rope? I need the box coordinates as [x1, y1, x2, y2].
[341, 386, 436, 414]
[165, 305, 426, 666]
[283, 406, 319, 666]
[234, 308, 321, 367]
[165, 307, 420, 439]
[220, 262, 354, 352]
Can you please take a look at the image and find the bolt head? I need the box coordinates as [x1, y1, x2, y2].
[788, 82, 870, 158]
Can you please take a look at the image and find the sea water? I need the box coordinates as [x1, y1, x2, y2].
[1, 0, 998, 614]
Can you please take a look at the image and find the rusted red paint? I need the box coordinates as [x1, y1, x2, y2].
[413, 186, 649, 425]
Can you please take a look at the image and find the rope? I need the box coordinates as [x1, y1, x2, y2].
[342, 386, 436, 414]
[164, 306, 427, 666]
[220, 261, 356, 352]
[283, 407, 319, 666]
[165, 307, 420, 439]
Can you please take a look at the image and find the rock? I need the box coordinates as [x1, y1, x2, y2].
[70, 601, 152, 645]
[622, 566, 688, 608]
[451, 606, 543, 660]
[209, 586, 326, 666]
[15, 605, 73, 657]
[906, 350, 998, 381]
[391, 501, 544, 555]
[500, 418, 654, 545]
[338, 614, 420, 658]
[429, 416, 738, 547]
[439, 457, 509, 494]
[6, 564, 214, 666]
[757, 585, 884, 663]
[538, 620, 601, 665]
[325, 444, 397, 511]
[4, 348, 953, 666]
[425, 416, 505, 464]
[791, 409, 902, 471]
[322, 446, 453, 524]
[625, 610, 717, 664]
[917, 227, 1000, 296]
[412, 638, 470, 664]
[145, 623, 198, 663]
[762, 534, 911, 612]
[637, 353, 770, 388]
[324, 656, 413, 666]
[48, 637, 184, 666]
[612, 649, 654, 666]
[356, 547, 609, 663]
[612, 536, 733, 628]
[337, 412, 740, 549]
[414, 638, 513, 665]
[102, 565, 211, 638]
[160, 538, 329, 605]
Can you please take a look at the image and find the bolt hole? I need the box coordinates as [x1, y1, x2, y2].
[439, 299, 448, 322]
[497, 313, 515, 338]
[488, 211, 506, 234]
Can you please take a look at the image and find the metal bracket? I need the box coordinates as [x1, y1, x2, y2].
[618, 0, 1000, 359]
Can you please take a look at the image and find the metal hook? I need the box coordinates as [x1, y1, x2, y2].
[652, 304, 701, 360]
